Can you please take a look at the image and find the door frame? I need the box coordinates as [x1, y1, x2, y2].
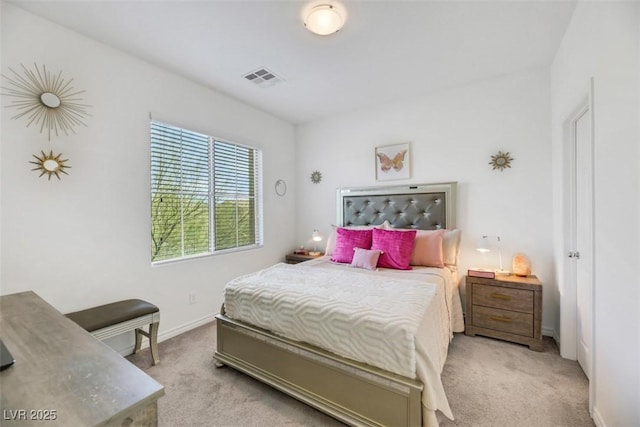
[560, 77, 595, 414]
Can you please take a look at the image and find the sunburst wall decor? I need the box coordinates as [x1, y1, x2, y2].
[489, 151, 514, 171]
[1, 63, 91, 140]
[30, 150, 71, 180]
[310, 170, 322, 184]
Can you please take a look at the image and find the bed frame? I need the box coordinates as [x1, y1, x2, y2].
[214, 182, 457, 427]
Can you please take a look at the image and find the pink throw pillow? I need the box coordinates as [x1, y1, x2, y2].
[325, 224, 377, 255]
[350, 248, 383, 270]
[331, 228, 373, 264]
[411, 229, 445, 267]
[371, 228, 416, 270]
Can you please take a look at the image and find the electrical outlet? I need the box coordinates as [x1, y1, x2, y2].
[189, 292, 196, 305]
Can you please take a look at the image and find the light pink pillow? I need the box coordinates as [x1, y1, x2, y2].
[330, 228, 373, 264]
[411, 229, 445, 267]
[350, 248, 383, 270]
[371, 228, 416, 270]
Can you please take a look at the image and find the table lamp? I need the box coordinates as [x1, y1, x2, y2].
[477, 235, 510, 275]
[309, 229, 323, 256]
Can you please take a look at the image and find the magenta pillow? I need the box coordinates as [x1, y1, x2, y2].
[371, 228, 416, 270]
[350, 248, 383, 270]
[325, 224, 377, 255]
[330, 228, 373, 264]
[411, 229, 445, 267]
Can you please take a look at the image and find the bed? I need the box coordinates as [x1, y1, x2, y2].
[214, 182, 464, 427]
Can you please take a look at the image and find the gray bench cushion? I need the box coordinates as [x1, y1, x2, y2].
[66, 299, 159, 332]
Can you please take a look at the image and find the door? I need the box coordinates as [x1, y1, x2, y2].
[573, 105, 593, 379]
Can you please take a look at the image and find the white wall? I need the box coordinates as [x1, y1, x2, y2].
[295, 68, 557, 335]
[551, 2, 639, 426]
[0, 5, 296, 350]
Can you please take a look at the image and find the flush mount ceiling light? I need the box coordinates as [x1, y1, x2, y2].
[304, 3, 346, 35]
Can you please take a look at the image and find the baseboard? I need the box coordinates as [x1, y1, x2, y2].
[592, 406, 605, 427]
[156, 312, 217, 343]
[542, 326, 556, 338]
[112, 312, 217, 356]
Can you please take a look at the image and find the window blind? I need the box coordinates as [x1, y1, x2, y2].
[150, 121, 262, 262]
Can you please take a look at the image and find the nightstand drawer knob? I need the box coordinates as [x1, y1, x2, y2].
[490, 292, 512, 301]
[490, 315, 513, 323]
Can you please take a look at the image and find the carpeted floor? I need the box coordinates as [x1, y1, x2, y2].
[127, 321, 593, 427]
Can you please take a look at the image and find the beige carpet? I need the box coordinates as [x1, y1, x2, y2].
[127, 321, 593, 427]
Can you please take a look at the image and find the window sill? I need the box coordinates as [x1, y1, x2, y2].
[151, 244, 264, 267]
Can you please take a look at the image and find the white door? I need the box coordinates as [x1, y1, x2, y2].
[572, 105, 593, 379]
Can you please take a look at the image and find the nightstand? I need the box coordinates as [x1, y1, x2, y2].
[465, 274, 543, 351]
[285, 253, 324, 264]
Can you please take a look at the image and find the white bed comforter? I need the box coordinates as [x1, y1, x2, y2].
[223, 257, 462, 420]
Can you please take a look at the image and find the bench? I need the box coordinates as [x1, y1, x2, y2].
[66, 299, 160, 365]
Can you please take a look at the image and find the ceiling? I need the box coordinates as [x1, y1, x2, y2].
[9, 0, 577, 125]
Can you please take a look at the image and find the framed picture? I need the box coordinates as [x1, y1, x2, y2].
[375, 143, 410, 181]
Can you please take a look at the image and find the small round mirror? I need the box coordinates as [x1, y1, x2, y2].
[275, 179, 287, 196]
[310, 170, 322, 184]
[40, 92, 61, 108]
[489, 151, 514, 171]
[43, 159, 60, 172]
[29, 150, 71, 180]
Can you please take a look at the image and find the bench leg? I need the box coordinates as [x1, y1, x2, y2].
[135, 322, 160, 366]
[134, 328, 143, 354]
[149, 322, 160, 366]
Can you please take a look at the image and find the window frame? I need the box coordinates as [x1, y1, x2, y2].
[150, 121, 263, 265]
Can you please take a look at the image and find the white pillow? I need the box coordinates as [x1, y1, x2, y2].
[443, 229, 462, 266]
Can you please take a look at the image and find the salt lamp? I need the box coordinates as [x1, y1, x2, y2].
[512, 253, 531, 277]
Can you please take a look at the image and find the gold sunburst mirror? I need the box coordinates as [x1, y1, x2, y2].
[30, 150, 71, 180]
[489, 151, 514, 171]
[310, 170, 322, 184]
[1, 63, 91, 140]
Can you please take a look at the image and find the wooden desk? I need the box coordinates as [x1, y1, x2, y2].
[0, 291, 165, 426]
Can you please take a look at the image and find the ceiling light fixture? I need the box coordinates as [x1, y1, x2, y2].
[304, 3, 345, 35]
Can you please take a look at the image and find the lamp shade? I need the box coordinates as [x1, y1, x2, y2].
[309, 229, 323, 256]
[304, 4, 345, 35]
[476, 235, 510, 275]
[476, 236, 492, 253]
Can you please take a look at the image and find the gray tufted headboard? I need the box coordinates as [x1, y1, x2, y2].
[337, 182, 457, 230]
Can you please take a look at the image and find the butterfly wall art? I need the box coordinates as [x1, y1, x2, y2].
[375, 143, 411, 181]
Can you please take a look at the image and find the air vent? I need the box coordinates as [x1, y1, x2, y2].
[243, 67, 284, 88]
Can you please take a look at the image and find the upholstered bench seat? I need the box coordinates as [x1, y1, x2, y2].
[66, 299, 160, 365]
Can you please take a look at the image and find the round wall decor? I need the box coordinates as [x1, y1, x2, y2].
[310, 170, 322, 184]
[1, 63, 91, 140]
[30, 150, 71, 180]
[275, 179, 287, 196]
[489, 151, 514, 171]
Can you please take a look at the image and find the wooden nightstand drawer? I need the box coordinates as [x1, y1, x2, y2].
[473, 284, 533, 313]
[472, 305, 534, 337]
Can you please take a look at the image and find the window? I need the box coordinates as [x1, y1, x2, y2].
[150, 121, 262, 262]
